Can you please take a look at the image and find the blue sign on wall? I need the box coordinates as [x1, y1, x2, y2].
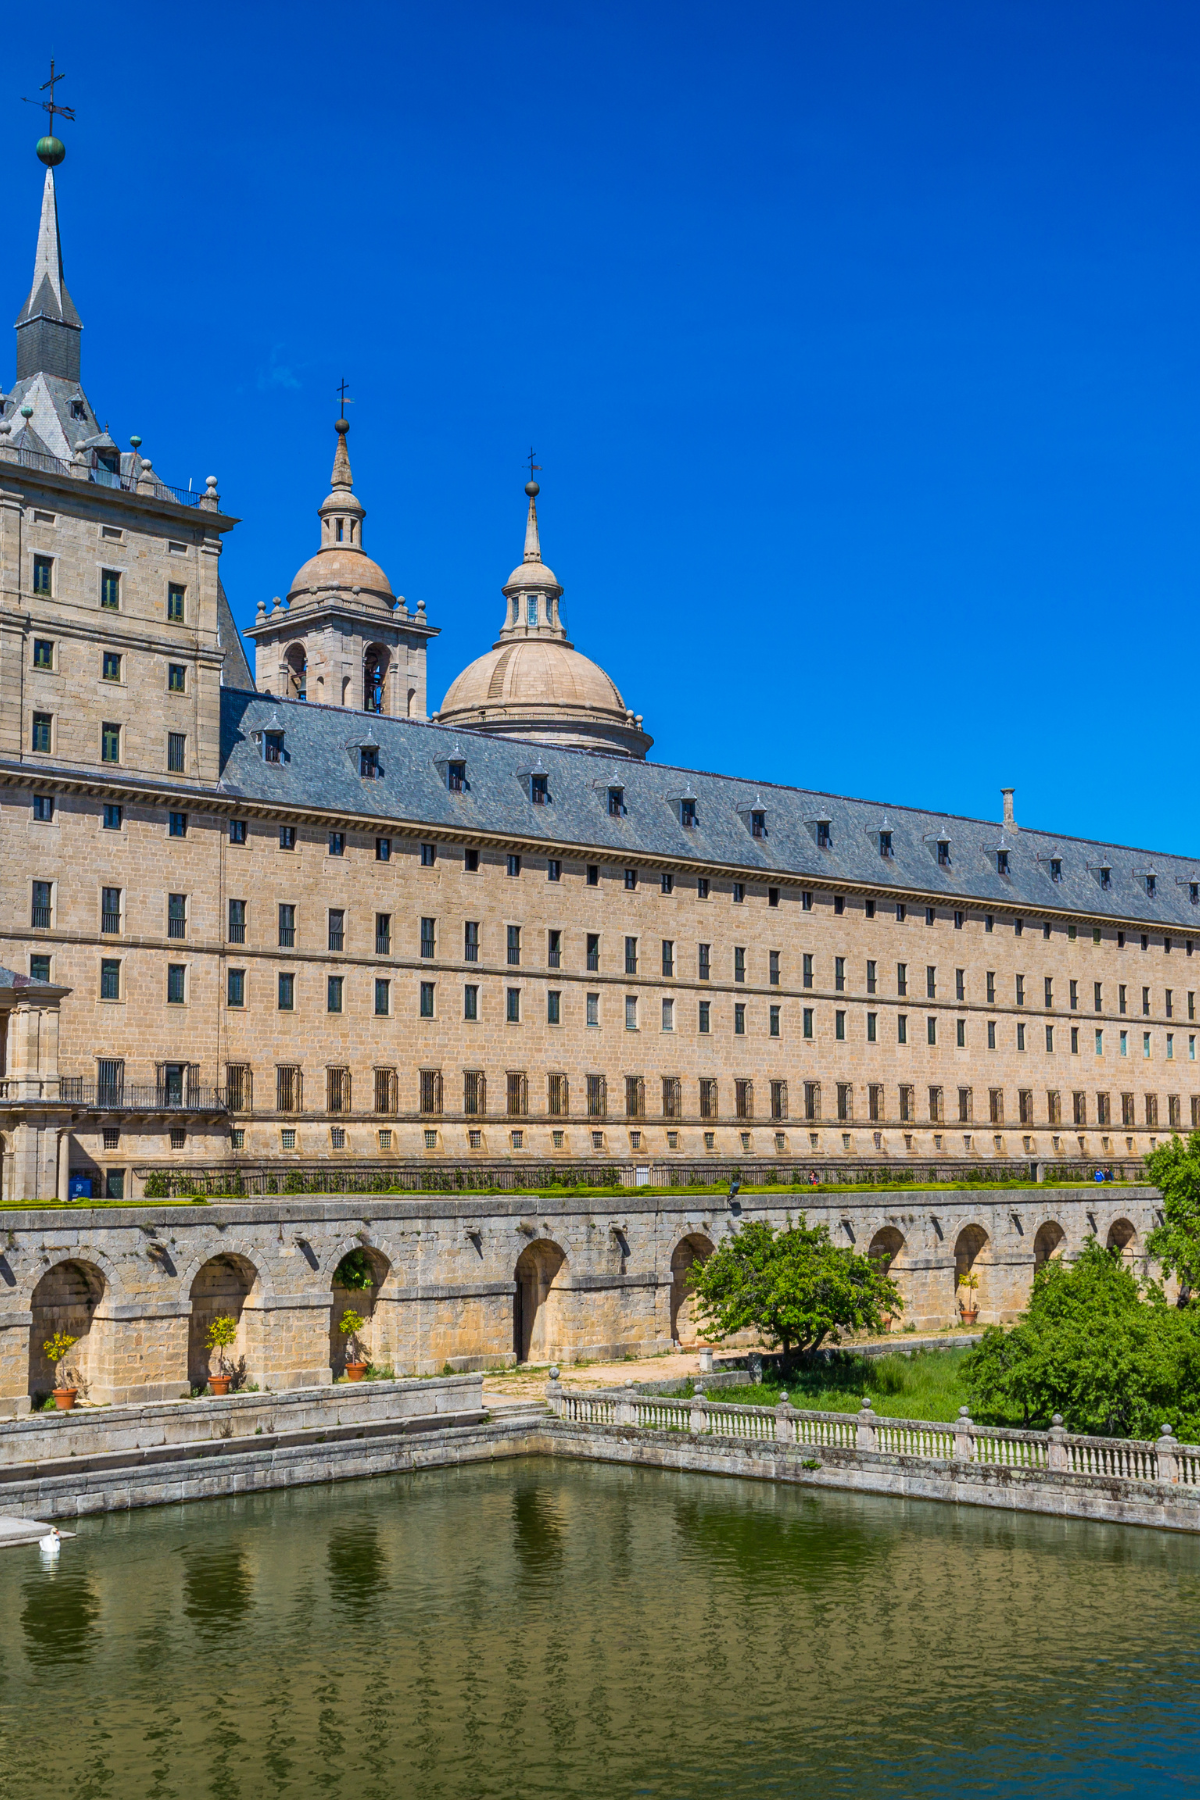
[68, 1175, 93, 1200]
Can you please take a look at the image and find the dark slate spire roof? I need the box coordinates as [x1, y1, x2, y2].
[216, 689, 1200, 930]
[14, 167, 81, 382]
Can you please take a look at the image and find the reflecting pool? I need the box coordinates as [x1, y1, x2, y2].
[1, 1459, 1197, 1797]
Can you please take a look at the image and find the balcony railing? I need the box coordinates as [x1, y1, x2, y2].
[101, 912, 122, 934]
[30, 906, 51, 928]
[12, 445, 210, 508]
[227, 923, 245, 944]
[278, 927, 295, 948]
[60, 1079, 228, 1112]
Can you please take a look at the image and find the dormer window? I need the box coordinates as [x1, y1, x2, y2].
[527, 596, 538, 626]
[264, 732, 284, 764]
[448, 761, 466, 793]
[608, 786, 625, 818]
[879, 830, 893, 859]
[531, 774, 549, 806]
[1050, 858, 1062, 883]
[1191, 883, 1199, 906]
[997, 849, 1009, 875]
[1100, 866, 1112, 891]
[816, 820, 831, 850]
[360, 745, 379, 778]
[1146, 873, 1157, 898]
[681, 799, 696, 828]
[70, 400, 85, 421]
[751, 810, 767, 840]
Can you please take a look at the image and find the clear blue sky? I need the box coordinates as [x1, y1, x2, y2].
[5, 2, 1199, 853]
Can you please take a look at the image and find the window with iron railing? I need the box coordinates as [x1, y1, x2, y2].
[226, 1064, 252, 1112]
[548, 929, 562, 969]
[699, 1077, 718, 1119]
[586, 1073, 607, 1118]
[506, 1071, 528, 1117]
[168, 894, 187, 939]
[375, 913, 391, 955]
[735, 1079, 753, 1119]
[276, 1065, 302, 1112]
[374, 1067, 398, 1114]
[421, 916, 436, 959]
[464, 1069, 487, 1116]
[770, 1080, 788, 1120]
[277, 903, 295, 948]
[625, 1075, 645, 1118]
[327, 908, 344, 952]
[662, 1076, 681, 1119]
[548, 1072, 569, 1116]
[97, 1057, 125, 1104]
[101, 887, 122, 934]
[327, 1067, 352, 1112]
[228, 898, 246, 943]
[419, 1069, 443, 1115]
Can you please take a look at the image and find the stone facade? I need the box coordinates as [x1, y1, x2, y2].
[0, 1186, 1161, 1413]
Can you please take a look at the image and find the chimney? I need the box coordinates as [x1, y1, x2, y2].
[1001, 788, 1017, 832]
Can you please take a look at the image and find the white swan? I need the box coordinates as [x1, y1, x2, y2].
[37, 1528, 62, 1558]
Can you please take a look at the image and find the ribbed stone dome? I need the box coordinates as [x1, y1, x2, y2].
[287, 546, 393, 607]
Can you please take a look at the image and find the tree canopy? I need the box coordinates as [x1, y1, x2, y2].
[1146, 1131, 1200, 1295]
[964, 1238, 1200, 1439]
[687, 1215, 902, 1358]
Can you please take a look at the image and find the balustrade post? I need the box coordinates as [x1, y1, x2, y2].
[856, 1399, 878, 1453]
[698, 1347, 714, 1375]
[615, 1382, 638, 1428]
[1047, 1413, 1068, 1473]
[952, 1406, 974, 1463]
[774, 1392, 793, 1445]
[1157, 1423, 1179, 1484]
[690, 1386, 709, 1435]
[545, 1366, 563, 1418]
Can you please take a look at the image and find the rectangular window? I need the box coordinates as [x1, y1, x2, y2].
[458, 920, 478, 964]
[100, 958, 121, 1001]
[927, 1016, 937, 1046]
[587, 865, 599, 887]
[897, 963, 907, 997]
[896, 903, 906, 923]
[101, 568, 122, 609]
[277, 903, 295, 948]
[448, 761, 465, 792]
[464, 1069, 487, 1115]
[101, 721, 120, 763]
[279, 825, 295, 849]
[419, 981, 434, 1018]
[735, 946, 746, 983]
[586, 933, 601, 973]
[662, 997, 674, 1031]
[586, 1074, 607, 1118]
[30, 794, 51, 823]
[699, 1000, 711, 1034]
[506, 987, 521, 1023]
[97, 885, 122, 934]
[421, 916, 436, 959]
[768, 949, 780, 986]
[1146, 1093, 1159, 1127]
[168, 663, 187, 694]
[376, 914, 391, 955]
[375, 836, 390, 861]
[802, 953, 813, 989]
[625, 1075, 644, 1118]
[168, 964, 187, 1005]
[168, 892, 187, 939]
[625, 936, 638, 975]
[327, 975, 343, 1013]
[989, 1088, 1004, 1124]
[928, 1085, 943, 1123]
[1071, 1026, 1079, 1053]
[699, 1078, 718, 1119]
[732, 882, 745, 904]
[834, 1009, 845, 1040]
[547, 989, 561, 1025]
[697, 877, 710, 899]
[803, 1006, 814, 1039]
[806, 1081, 822, 1121]
[899, 1085, 912, 1123]
[276, 1065, 302, 1112]
[420, 1069, 443, 1115]
[1144, 1032, 1152, 1059]
[507, 1071, 529, 1117]
[735, 1003, 746, 1035]
[508, 924, 521, 966]
[626, 995, 639, 1030]
[31, 880, 52, 928]
[277, 971, 294, 1010]
[625, 868, 638, 891]
[376, 978, 392, 1016]
[223, 818, 246, 847]
[867, 1012, 877, 1042]
[1017, 1022, 1026, 1051]
[1096, 1028, 1104, 1056]
[328, 1067, 352, 1113]
[104, 803, 122, 831]
[226, 898, 246, 943]
[957, 1019, 966, 1047]
[167, 731, 186, 773]
[770, 1004, 780, 1037]
[957, 1086, 972, 1123]
[1121, 1030, 1128, 1056]
[464, 985, 478, 1020]
[265, 732, 285, 765]
[31, 711, 52, 753]
[657, 938, 674, 977]
[507, 854, 521, 878]
[33, 637, 53, 669]
[698, 943, 710, 980]
[587, 992, 599, 1027]
[926, 965, 936, 999]
[1015, 974, 1025, 1006]
[327, 909, 344, 952]
[167, 584, 185, 622]
[548, 859, 562, 882]
[102, 650, 122, 682]
[419, 842, 437, 868]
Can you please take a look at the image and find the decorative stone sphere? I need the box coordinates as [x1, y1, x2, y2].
[130, 435, 142, 449]
[335, 417, 350, 436]
[525, 479, 540, 498]
[20, 405, 32, 420]
[36, 136, 65, 167]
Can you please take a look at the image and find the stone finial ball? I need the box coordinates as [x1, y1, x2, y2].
[36, 136, 65, 167]
[20, 405, 33, 419]
[129, 435, 142, 449]
[335, 417, 350, 435]
[525, 480, 540, 497]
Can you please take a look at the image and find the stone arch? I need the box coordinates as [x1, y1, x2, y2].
[29, 1259, 106, 1404]
[1033, 1220, 1067, 1270]
[363, 645, 390, 714]
[406, 687, 416, 717]
[868, 1227, 907, 1330]
[188, 1253, 261, 1391]
[954, 1223, 990, 1320]
[514, 1239, 567, 1365]
[669, 1234, 714, 1346]
[330, 1243, 392, 1378]
[1107, 1218, 1138, 1258]
[284, 643, 307, 701]
[177, 1239, 277, 1299]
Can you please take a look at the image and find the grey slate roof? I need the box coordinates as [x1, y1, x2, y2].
[0, 964, 57, 990]
[218, 689, 1200, 930]
[217, 581, 254, 689]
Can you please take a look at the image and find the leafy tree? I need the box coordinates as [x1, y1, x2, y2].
[1146, 1132, 1200, 1296]
[964, 1239, 1200, 1439]
[687, 1215, 902, 1359]
[205, 1313, 239, 1378]
[333, 1249, 377, 1291]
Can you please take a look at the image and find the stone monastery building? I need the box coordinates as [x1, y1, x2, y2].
[1, 144, 1198, 1206]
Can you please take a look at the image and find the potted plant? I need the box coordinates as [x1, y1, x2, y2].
[44, 1332, 79, 1409]
[340, 1309, 369, 1380]
[205, 1313, 239, 1395]
[957, 1269, 981, 1326]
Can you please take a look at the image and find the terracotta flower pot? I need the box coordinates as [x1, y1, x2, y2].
[52, 1387, 77, 1411]
[208, 1374, 232, 1397]
[960, 1308, 979, 1326]
[344, 1361, 368, 1382]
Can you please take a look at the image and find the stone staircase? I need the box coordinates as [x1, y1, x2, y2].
[486, 1397, 552, 1427]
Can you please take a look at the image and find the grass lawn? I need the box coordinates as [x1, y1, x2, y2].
[680, 1347, 976, 1422]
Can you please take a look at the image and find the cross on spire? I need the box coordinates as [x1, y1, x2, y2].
[23, 57, 76, 134]
[526, 447, 541, 480]
[337, 378, 354, 419]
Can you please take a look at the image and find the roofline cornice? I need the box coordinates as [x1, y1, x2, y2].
[0, 463, 239, 530]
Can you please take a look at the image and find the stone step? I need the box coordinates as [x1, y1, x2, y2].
[487, 1399, 551, 1422]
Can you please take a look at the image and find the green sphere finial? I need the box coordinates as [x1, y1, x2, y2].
[36, 135, 65, 168]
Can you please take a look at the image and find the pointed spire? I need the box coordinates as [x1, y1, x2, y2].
[523, 479, 541, 562]
[15, 167, 81, 382]
[330, 416, 353, 489]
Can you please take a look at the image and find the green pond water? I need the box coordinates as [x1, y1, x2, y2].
[0, 1459, 1197, 1798]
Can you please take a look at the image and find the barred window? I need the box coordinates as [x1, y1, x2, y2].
[506, 1070, 528, 1116]
[958, 1086, 972, 1123]
[625, 1075, 645, 1118]
[662, 1076, 682, 1119]
[770, 1080, 788, 1121]
[928, 1086, 942, 1123]
[547, 1072, 568, 1116]
[989, 1088, 1004, 1125]
[226, 1064, 252, 1112]
[839, 1084, 855, 1122]
[464, 1069, 487, 1115]
[586, 1073, 607, 1118]
[898, 1085, 913, 1124]
[805, 1081, 821, 1121]
[735, 1079, 753, 1119]
[699, 1077, 718, 1119]
[1019, 1089, 1033, 1124]
[419, 1069, 443, 1115]
[276, 1065, 302, 1112]
[1048, 1089, 1062, 1125]
[1121, 1091, 1135, 1126]
[869, 1083, 884, 1122]
[374, 1067, 398, 1114]
[327, 1067, 352, 1112]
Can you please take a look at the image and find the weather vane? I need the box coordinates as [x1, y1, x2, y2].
[337, 378, 354, 419]
[23, 58, 75, 166]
